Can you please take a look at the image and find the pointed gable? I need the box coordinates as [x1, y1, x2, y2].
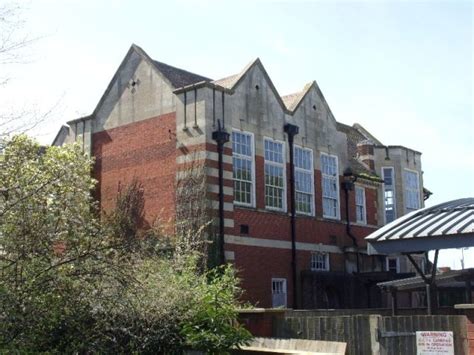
[281, 82, 315, 112]
[213, 58, 291, 114]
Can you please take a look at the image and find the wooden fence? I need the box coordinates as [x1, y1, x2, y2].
[274, 313, 469, 354]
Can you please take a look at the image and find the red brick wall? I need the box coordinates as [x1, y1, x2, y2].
[238, 310, 285, 337]
[231, 244, 293, 308]
[365, 187, 378, 226]
[229, 213, 376, 308]
[91, 120, 381, 309]
[92, 113, 177, 233]
[224, 145, 381, 307]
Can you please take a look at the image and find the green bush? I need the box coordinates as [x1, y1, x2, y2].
[0, 136, 251, 354]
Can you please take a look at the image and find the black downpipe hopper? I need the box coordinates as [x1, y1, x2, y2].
[284, 123, 299, 309]
[212, 120, 230, 265]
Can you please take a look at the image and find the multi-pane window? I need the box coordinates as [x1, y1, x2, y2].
[355, 186, 366, 224]
[382, 167, 396, 223]
[271, 278, 287, 308]
[294, 147, 314, 215]
[386, 257, 399, 273]
[311, 252, 329, 271]
[404, 170, 420, 212]
[264, 139, 285, 210]
[232, 131, 254, 206]
[321, 154, 339, 219]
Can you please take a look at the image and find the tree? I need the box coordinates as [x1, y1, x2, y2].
[0, 135, 251, 353]
[0, 2, 55, 139]
[0, 135, 120, 350]
[175, 152, 221, 269]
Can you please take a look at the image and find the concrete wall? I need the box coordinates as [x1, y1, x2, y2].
[93, 53, 177, 133]
[215, 63, 348, 171]
[58, 49, 178, 151]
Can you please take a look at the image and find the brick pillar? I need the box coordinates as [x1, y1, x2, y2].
[455, 304, 474, 354]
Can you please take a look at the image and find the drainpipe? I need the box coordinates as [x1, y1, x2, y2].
[342, 167, 360, 273]
[212, 120, 229, 265]
[284, 123, 299, 309]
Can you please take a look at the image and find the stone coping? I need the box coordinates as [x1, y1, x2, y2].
[238, 308, 288, 314]
[454, 304, 474, 309]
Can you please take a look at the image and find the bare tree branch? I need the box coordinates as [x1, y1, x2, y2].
[0, 2, 54, 139]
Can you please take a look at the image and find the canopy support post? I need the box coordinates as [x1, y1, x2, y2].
[465, 280, 472, 304]
[406, 250, 439, 315]
[390, 287, 398, 316]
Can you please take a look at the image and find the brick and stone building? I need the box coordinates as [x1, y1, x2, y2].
[53, 44, 430, 309]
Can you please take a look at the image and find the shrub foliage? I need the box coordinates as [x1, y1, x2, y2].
[0, 136, 251, 353]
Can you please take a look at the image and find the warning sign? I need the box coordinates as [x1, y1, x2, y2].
[416, 331, 454, 355]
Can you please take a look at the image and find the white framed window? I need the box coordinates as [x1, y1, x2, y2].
[321, 153, 339, 219]
[295, 146, 314, 215]
[311, 252, 330, 271]
[382, 167, 396, 224]
[404, 169, 420, 213]
[232, 130, 255, 207]
[271, 278, 287, 308]
[386, 256, 400, 273]
[355, 186, 366, 224]
[264, 138, 286, 211]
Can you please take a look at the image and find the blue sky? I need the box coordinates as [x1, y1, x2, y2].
[2, 0, 473, 267]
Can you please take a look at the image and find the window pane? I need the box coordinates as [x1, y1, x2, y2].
[355, 187, 366, 223]
[311, 252, 329, 271]
[294, 147, 314, 215]
[233, 132, 254, 205]
[264, 139, 285, 210]
[321, 154, 339, 219]
[382, 167, 396, 223]
[404, 170, 420, 211]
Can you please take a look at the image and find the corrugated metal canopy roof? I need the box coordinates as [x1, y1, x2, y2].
[366, 198, 474, 254]
[377, 268, 474, 291]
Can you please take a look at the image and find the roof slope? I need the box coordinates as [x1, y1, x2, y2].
[281, 82, 314, 111]
[377, 268, 474, 291]
[152, 60, 212, 88]
[212, 58, 259, 89]
[212, 73, 240, 89]
[367, 198, 474, 254]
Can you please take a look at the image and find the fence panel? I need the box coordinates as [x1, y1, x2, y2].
[274, 312, 468, 355]
[378, 315, 468, 355]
